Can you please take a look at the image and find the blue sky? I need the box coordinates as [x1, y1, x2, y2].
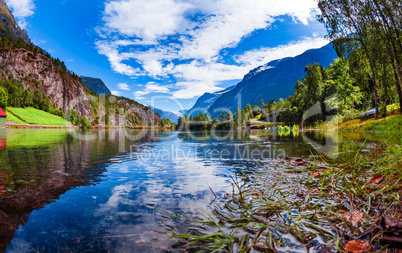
[5, 0, 328, 113]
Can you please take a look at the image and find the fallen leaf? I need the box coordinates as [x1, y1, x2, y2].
[370, 175, 384, 184]
[295, 160, 305, 166]
[343, 211, 364, 227]
[383, 216, 402, 230]
[312, 168, 342, 177]
[344, 240, 371, 253]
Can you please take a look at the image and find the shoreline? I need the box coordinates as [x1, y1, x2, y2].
[6, 121, 174, 130]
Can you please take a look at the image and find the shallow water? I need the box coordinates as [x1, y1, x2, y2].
[0, 128, 399, 252]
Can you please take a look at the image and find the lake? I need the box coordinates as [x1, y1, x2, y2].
[0, 128, 399, 252]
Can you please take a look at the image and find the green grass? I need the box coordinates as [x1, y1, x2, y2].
[6, 107, 71, 126]
[342, 114, 402, 132]
[5, 110, 28, 124]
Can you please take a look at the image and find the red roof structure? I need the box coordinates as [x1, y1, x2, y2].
[0, 109, 6, 117]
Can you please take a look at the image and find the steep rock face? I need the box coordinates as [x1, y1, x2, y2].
[207, 43, 338, 118]
[0, 0, 30, 44]
[81, 76, 111, 95]
[0, 48, 94, 120]
[113, 100, 161, 127]
[188, 85, 236, 116]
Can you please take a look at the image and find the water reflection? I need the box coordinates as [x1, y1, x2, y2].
[0, 129, 399, 252]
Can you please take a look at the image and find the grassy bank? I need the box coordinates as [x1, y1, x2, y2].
[340, 114, 402, 132]
[6, 107, 71, 126]
[171, 137, 402, 252]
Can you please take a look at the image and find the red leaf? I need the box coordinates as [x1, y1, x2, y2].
[295, 158, 304, 165]
[344, 240, 371, 253]
[370, 175, 384, 184]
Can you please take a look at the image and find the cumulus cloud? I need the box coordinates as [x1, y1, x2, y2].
[96, 0, 322, 99]
[118, 83, 131, 90]
[5, 0, 35, 29]
[134, 82, 170, 100]
[102, 0, 190, 43]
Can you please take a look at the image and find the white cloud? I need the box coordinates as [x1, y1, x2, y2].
[96, 41, 141, 76]
[134, 82, 170, 100]
[236, 37, 329, 68]
[97, 0, 323, 99]
[5, 0, 35, 29]
[102, 0, 190, 43]
[118, 83, 131, 90]
[111, 90, 122, 96]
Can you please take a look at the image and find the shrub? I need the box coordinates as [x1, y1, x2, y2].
[0, 86, 7, 110]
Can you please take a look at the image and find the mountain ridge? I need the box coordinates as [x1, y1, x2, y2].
[207, 43, 338, 118]
[81, 76, 112, 95]
[188, 85, 236, 116]
[0, 0, 30, 44]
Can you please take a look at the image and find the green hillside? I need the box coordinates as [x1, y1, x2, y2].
[6, 107, 71, 126]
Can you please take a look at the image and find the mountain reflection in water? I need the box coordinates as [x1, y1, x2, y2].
[0, 129, 397, 252]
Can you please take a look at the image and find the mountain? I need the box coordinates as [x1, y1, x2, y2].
[0, 0, 30, 43]
[207, 43, 338, 118]
[188, 85, 236, 116]
[149, 106, 180, 123]
[0, 2, 160, 127]
[81, 76, 111, 95]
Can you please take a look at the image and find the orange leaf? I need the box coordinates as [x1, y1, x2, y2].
[342, 211, 364, 227]
[344, 240, 371, 253]
[370, 175, 384, 184]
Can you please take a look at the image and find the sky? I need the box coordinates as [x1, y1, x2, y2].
[5, 0, 329, 113]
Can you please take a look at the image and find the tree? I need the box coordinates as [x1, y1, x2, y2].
[0, 86, 7, 110]
[67, 108, 80, 126]
[80, 116, 89, 128]
[327, 58, 362, 114]
[317, 0, 402, 115]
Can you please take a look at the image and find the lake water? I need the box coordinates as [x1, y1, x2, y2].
[0, 129, 399, 252]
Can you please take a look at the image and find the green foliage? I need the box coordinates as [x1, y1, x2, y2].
[160, 118, 172, 127]
[317, 0, 402, 114]
[67, 108, 80, 126]
[0, 86, 7, 110]
[80, 116, 89, 128]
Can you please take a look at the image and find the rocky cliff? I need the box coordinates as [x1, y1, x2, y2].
[0, 48, 94, 120]
[0, 0, 161, 127]
[0, 0, 30, 44]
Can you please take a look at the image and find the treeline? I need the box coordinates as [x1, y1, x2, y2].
[180, 53, 400, 129]
[178, 105, 261, 130]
